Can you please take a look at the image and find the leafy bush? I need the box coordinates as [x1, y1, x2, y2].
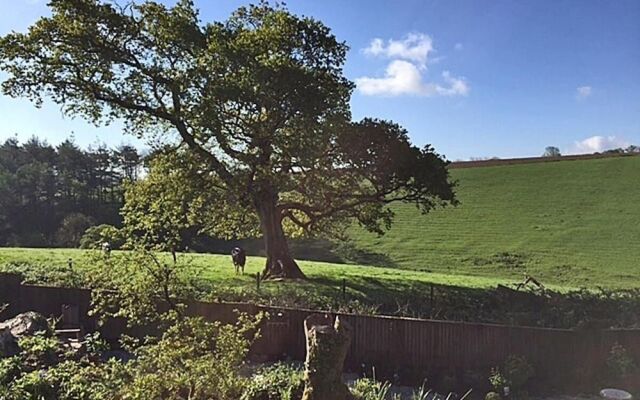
[490, 355, 534, 395]
[1, 247, 263, 400]
[0, 262, 85, 287]
[489, 367, 508, 393]
[85, 250, 201, 326]
[79, 224, 125, 250]
[18, 332, 60, 368]
[241, 363, 304, 400]
[118, 315, 262, 400]
[503, 355, 534, 390]
[0, 357, 22, 386]
[0, 315, 262, 399]
[351, 378, 392, 400]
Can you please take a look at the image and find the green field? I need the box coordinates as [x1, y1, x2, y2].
[1, 155, 639, 325]
[1, 156, 640, 292]
[0, 247, 525, 324]
[347, 155, 640, 289]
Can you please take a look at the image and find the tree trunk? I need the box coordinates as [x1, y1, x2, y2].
[302, 314, 354, 400]
[254, 189, 306, 280]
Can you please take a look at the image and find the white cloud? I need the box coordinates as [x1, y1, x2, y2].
[576, 86, 592, 99]
[437, 71, 470, 96]
[454, 43, 463, 51]
[363, 33, 434, 68]
[358, 32, 469, 97]
[355, 61, 469, 97]
[571, 135, 629, 154]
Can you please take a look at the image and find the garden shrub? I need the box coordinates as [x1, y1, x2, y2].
[490, 355, 534, 397]
[350, 378, 392, 400]
[18, 332, 60, 368]
[79, 224, 125, 250]
[503, 355, 534, 390]
[489, 367, 508, 393]
[117, 315, 261, 400]
[0, 357, 22, 386]
[241, 362, 304, 400]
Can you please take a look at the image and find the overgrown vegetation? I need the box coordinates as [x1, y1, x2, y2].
[241, 363, 305, 400]
[489, 355, 535, 397]
[0, 314, 264, 399]
[0, 245, 266, 399]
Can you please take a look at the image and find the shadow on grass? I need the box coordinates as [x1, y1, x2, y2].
[190, 236, 397, 268]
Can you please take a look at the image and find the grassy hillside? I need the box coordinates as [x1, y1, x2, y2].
[348, 155, 640, 288]
[1, 156, 638, 291]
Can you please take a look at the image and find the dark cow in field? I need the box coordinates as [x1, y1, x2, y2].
[231, 247, 246, 274]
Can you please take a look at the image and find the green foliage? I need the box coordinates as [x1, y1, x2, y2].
[489, 368, 508, 392]
[410, 384, 432, 400]
[0, 357, 22, 386]
[241, 363, 304, 400]
[3, 319, 265, 400]
[84, 250, 200, 326]
[6, 369, 58, 400]
[121, 151, 259, 252]
[118, 315, 262, 400]
[502, 355, 534, 390]
[18, 332, 60, 368]
[350, 378, 392, 400]
[490, 355, 534, 394]
[606, 343, 637, 379]
[0, 137, 139, 247]
[54, 213, 96, 247]
[79, 224, 125, 250]
[0, 251, 263, 399]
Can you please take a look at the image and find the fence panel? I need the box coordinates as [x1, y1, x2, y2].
[2, 280, 639, 385]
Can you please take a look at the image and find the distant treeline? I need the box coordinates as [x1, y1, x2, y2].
[0, 136, 143, 247]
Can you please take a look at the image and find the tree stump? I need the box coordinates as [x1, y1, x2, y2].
[302, 314, 353, 400]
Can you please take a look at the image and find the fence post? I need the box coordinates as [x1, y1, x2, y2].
[0, 272, 23, 319]
[342, 279, 347, 302]
[256, 272, 261, 293]
[430, 284, 435, 317]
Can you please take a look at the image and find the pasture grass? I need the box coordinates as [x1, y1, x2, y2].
[346, 155, 640, 289]
[2, 247, 640, 329]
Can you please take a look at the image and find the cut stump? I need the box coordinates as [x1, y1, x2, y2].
[301, 313, 353, 400]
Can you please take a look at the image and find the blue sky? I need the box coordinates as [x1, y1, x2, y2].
[1, 0, 639, 160]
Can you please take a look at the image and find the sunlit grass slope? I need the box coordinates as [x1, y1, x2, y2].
[347, 155, 640, 288]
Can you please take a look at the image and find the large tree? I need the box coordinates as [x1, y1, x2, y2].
[0, 0, 457, 278]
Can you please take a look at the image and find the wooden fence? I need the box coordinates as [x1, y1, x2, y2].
[1, 272, 639, 390]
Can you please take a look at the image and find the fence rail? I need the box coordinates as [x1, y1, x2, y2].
[1, 272, 638, 389]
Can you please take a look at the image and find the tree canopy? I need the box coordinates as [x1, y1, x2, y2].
[542, 146, 561, 158]
[0, 136, 141, 247]
[0, 0, 457, 278]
